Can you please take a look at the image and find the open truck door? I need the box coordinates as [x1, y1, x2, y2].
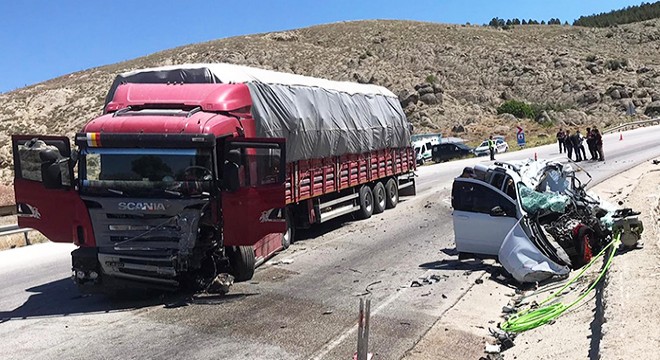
[12, 135, 94, 245]
[221, 138, 286, 247]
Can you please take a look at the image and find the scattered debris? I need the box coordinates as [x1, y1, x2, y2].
[206, 273, 235, 294]
[502, 305, 516, 314]
[421, 292, 431, 297]
[652, 159, 659, 165]
[410, 280, 422, 287]
[441, 294, 447, 299]
[484, 343, 501, 354]
[475, 278, 484, 284]
[430, 274, 447, 282]
[322, 310, 333, 315]
[273, 258, 294, 265]
[364, 280, 382, 294]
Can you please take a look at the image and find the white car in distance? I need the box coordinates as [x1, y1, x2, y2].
[473, 138, 509, 157]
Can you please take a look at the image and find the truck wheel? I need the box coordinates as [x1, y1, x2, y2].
[228, 246, 255, 282]
[385, 178, 399, 209]
[358, 185, 374, 219]
[282, 208, 295, 250]
[372, 182, 386, 214]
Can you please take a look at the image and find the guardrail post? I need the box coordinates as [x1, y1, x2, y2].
[356, 298, 371, 360]
[24, 231, 31, 246]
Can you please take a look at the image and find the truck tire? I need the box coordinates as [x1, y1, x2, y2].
[228, 246, 255, 282]
[282, 208, 295, 250]
[358, 185, 374, 219]
[385, 178, 399, 209]
[372, 182, 386, 214]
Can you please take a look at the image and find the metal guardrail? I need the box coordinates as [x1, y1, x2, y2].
[0, 219, 33, 246]
[604, 117, 660, 134]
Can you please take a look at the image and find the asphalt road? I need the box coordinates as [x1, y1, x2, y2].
[1, 125, 659, 360]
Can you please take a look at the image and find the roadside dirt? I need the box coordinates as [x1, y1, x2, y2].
[403, 159, 660, 359]
[597, 163, 660, 359]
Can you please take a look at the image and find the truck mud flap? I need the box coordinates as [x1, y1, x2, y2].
[398, 176, 416, 197]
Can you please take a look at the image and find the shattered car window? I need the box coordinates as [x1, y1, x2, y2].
[452, 181, 516, 217]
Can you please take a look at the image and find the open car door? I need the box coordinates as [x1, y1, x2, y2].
[451, 178, 519, 256]
[12, 135, 94, 245]
[221, 138, 286, 247]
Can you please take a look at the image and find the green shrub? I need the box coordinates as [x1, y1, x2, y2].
[425, 74, 438, 84]
[497, 100, 535, 119]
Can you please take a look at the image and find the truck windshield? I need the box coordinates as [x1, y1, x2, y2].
[80, 148, 213, 198]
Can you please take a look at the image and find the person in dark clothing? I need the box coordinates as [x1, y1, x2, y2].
[572, 130, 584, 162]
[488, 135, 495, 161]
[586, 127, 596, 160]
[593, 128, 604, 161]
[556, 128, 565, 153]
[568, 130, 581, 162]
[564, 130, 574, 160]
[576, 130, 587, 161]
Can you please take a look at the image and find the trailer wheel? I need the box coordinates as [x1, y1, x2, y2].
[372, 182, 386, 214]
[282, 208, 295, 250]
[227, 246, 255, 282]
[385, 178, 399, 209]
[358, 185, 374, 219]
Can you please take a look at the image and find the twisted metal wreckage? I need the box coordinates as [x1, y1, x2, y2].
[452, 158, 644, 283]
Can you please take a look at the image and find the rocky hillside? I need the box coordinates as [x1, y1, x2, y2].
[1, 19, 659, 184]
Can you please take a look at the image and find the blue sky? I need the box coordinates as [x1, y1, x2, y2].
[0, 0, 647, 93]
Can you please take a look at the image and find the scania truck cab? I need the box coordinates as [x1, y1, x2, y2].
[13, 95, 287, 293]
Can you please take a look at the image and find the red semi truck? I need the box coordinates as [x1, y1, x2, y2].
[12, 63, 416, 293]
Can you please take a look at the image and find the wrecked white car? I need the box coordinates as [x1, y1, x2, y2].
[451, 159, 642, 283]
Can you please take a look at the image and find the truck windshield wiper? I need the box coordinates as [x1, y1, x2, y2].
[107, 188, 126, 196]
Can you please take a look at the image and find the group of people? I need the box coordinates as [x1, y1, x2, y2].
[556, 127, 604, 162]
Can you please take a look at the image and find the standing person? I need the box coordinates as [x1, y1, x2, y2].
[556, 128, 565, 154]
[564, 130, 574, 160]
[575, 130, 586, 162]
[488, 135, 496, 161]
[586, 127, 596, 160]
[569, 130, 582, 162]
[593, 128, 604, 161]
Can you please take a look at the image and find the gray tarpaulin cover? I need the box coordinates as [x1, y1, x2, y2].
[498, 219, 570, 283]
[107, 63, 412, 162]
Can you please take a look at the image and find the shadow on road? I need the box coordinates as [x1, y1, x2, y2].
[419, 247, 518, 289]
[0, 277, 187, 322]
[295, 199, 411, 242]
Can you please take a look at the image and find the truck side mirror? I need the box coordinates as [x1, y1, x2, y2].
[40, 149, 64, 189]
[223, 162, 240, 192]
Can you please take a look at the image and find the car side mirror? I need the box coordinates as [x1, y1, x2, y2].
[489, 206, 506, 217]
